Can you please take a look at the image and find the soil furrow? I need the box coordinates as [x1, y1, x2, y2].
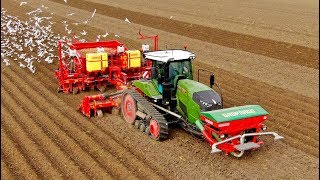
[49, 0, 319, 69]
[1, 128, 39, 179]
[13, 64, 166, 180]
[20, 52, 169, 179]
[1, 76, 114, 179]
[1, 92, 88, 179]
[1, 110, 64, 179]
[3, 64, 139, 179]
[1, 157, 15, 180]
[1, 1, 319, 179]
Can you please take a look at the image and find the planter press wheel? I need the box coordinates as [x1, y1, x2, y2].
[149, 119, 161, 140]
[121, 92, 137, 124]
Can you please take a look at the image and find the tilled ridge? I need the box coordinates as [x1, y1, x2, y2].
[2, 67, 137, 180]
[32, 63, 168, 179]
[1, 159, 15, 180]
[1, 110, 63, 179]
[3, 62, 168, 180]
[1, 81, 112, 179]
[1, 93, 88, 179]
[1, 129, 39, 179]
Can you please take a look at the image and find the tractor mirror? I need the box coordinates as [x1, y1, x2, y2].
[210, 74, 215, 88]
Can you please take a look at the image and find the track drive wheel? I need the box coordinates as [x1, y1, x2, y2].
[149, 118, 168, 141]
[121, 92, 137, 124]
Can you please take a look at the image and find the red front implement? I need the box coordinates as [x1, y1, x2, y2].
[197, 105, 283, 157]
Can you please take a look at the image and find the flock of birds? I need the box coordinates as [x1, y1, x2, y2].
[1, 1, 134, 74]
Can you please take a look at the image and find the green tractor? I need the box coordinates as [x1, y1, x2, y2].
[121, 49, 283, 157]
[121, 49, 222, 139]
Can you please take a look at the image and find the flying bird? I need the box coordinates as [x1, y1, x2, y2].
[124, 17, 131, 23]
[102, 31, 109, 37]
[91, 9, 96, 18]
[20, 2, 27, 6]
[3, 59, 10, 66]
[80, 30, 87, 35]
[67, 12, 75, 16]
[64, 0, 67, 3]
[19, 62, 26, 68]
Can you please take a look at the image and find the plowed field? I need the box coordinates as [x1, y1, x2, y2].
[1, 0, 319, 179]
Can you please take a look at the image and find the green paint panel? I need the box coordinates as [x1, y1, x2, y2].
[176, 79, 210, 124]
[201, 105, 268, 123]
[133, 79, 161, 98]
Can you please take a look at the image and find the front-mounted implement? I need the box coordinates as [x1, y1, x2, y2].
[196, 105, 283, 157]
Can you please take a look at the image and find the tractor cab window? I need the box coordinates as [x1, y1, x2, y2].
[168, 60, 192, 82]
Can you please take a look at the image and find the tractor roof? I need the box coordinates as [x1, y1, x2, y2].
[144, 49, 195, 62]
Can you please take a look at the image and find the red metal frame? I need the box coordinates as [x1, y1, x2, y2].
[55, 37, 153, 94]
[199, 115, 267, 154]
[138, 29, 158, 51]
[79, 93, 121, 118]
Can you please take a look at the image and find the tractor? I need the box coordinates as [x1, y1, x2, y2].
[119, 49, 283, 157]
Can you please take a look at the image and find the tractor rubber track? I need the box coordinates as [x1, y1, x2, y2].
[127, 89, 169, 140]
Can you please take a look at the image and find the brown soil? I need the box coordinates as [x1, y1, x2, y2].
[1, 0, 319, 179]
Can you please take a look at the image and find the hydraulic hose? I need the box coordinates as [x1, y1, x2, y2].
[195, 120, 215, 145]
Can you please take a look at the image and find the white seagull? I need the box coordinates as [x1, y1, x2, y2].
[80, 30, 87, 35]
[20, 2, 27, 6]
[91, 9, 96, 18]
[102, 31, 109, 37]
[124, 17, 131, 23]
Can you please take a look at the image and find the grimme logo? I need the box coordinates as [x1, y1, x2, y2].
[222, 109, 256, 118]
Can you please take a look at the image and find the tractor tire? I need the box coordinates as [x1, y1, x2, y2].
[121, 92, 137, 124]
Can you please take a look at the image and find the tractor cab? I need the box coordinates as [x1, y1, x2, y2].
[145, 49, 195, 93]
